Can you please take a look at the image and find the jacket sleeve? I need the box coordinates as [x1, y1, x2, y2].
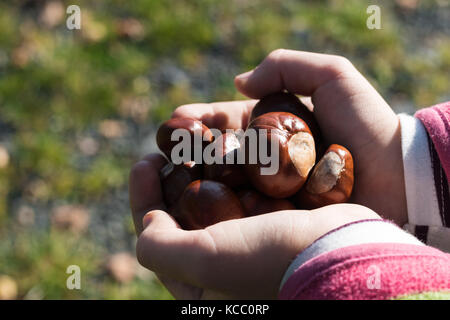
[278, 219, 450, 300]
[399, 101, 450, 252]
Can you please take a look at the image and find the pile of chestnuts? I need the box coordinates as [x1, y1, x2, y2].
[156, 92, 354, 230]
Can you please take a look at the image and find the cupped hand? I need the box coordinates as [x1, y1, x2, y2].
[234, 49, 407, 225]
[171, 49, 407, 225]
[129, 49, 405, 299]
[128, 134, 379, 300]
[134, 193, 379, 299]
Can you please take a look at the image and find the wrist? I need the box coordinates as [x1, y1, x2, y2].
[398, 113, 443, 228]
[357, 117, 408, 226]
[385, 119, 408, 225]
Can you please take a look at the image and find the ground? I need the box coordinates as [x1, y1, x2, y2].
[0, 0, 449, 299]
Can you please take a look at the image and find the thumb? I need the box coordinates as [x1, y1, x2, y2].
[142, 209, 179, 230]
[234, 49, 397, 153]
[136, 210, 215, 286]
[234, 49, 360, 99]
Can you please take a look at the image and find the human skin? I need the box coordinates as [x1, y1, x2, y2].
[129, 49, 407, 299]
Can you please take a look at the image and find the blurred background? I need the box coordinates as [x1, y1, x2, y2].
[0, 0, 449, 299]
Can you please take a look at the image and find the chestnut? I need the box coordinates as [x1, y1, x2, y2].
[156, 117, 214, 162]
[160, 161, 202, 207]
[295, 144, 354, 209]
[238, 189, 295, 217]
[203, 132, 248, 188]
[250, 92, 322, 148]
[244, 112, 316, 198]
[173, 180, 246, 230]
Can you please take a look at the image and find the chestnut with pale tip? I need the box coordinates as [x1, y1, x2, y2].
[203, 132, 248, 188]
[250, 92, 322, 148]
[296, 144, 354, 209]
[244, 112, 316, 199]
[156, 117, 214, 161]
[173, 180, 246, 230]
[160, 161, 202, 207]
[238, 189, 295, 217]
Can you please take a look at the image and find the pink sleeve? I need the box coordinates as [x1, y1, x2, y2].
[279, 242, 450, 300]
[415, 101, 450, 180]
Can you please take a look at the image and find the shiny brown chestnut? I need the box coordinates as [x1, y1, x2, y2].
[244, 112, 316, 198]
[203, 132, 248, 188]
[295, 144, 354, 209]
[173, 180, 246, 230]
[250, 92, 322, 148]
[237, 189, 295, 217]
[160, 161, 202, 207]
[156, 117, 214, 161]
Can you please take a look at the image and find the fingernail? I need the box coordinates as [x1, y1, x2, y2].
[142, 212, 153, 229]
[235, 70, 254, 82]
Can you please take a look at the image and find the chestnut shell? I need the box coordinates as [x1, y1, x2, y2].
[250, 92, 322, 148]
[173, 180, 245, 230]
[295, 144, 354, 209]
[160, 161, 202, 207]
[238, 189, 295, 216]
[203, 132, 248, 188]
[156, 117, 214, 161]
[244, 112, 316, 198]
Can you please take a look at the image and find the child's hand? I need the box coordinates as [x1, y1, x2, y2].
[129, 155, 378, 299]
[135, 204, 379, 299]
[169, 49, 407, 225]
[129, 49, 407, 298]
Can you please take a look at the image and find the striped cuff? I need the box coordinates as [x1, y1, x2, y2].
[280, 219, 423, 291]
[403, 224, 450, 253]
[279, 242, 450, 300]
[398, 114, 443, 227]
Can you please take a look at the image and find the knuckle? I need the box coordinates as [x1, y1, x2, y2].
[352, 204, 381, 219]
[135, 232, 153, 270]
[267, 48, 287, 63]
[135, 235, 146, 266]
[171, 105, 189, 118]
[327, 55, 356, 76]
[172, 103, 204, 118]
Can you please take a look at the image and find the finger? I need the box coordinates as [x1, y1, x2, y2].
[234, 49, 361, 99]
[136, 210, 216, 287]
[138, 210, 308, 298]
[305, 204, 381, 243]
[299, 96, 314, 112]
[129, 154, 167, 235]
[171, 100, 258, 131]
[234, 49, 397, 152]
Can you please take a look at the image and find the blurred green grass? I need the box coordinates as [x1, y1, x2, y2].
[0, 0, 448, 299]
